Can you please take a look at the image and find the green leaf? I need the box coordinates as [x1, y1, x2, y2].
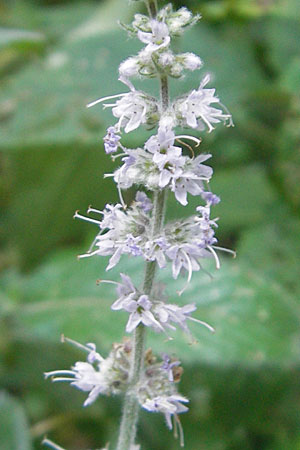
[0, 391, 33, 450]
[166, 164, 280, 238]
[264, 9, 300, 73]
[273, 58, 300, 210]
[238, 218, 300, 296]
[0, 28, 45, 51]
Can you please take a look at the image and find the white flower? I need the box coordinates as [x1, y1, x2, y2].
[87, 89, 159, 133]
[45, 339, 132, 407]
[112, 130, 213, 205]
[175, 74, 233, 132]
[112, 293, 165, 333]
[112, 91, 158, 133]
[74, 195, 152, 271]
[181, 52, 202, 71]
[142, 394, 189, 429]
[138, 20, 170, 54]
[108, 274, 214, 335]
[158, 51, 175, 68]
[119, 56, 140, 79]
[75, 197, 233, 281]
[44, 342, 109, 407]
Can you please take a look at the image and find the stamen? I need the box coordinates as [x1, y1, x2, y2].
[51, 377, 77, 383]
[111, 152, 127, 161]
[96, 279, 119, 286]
[86, 93, 127, 108]
[200, 114, 214, 133]
[44, 370, 75, 378]
[73, 211, 101, 226]
[176, 138, 194, 158]
[175, 135, 201, 147]
[219, 101, 234, 127]
[42, 438, 66, 450]
[174, 414, 185, 447]
[212, 245, 236, 258]
[102, 103, 117, 108]
[87, 206, 103, 215]
[207, 245, 220, 269]
[117, 184, 126, 209]
[78, 249, 101, 258]
[188, 316, 215, 333]
[177, 251, 193, 296]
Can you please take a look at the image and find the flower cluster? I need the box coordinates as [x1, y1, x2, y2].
[45, 338, 188, 444]
[46, 2, 234, 448]
[106, 273, 214, 336]
[112, 126, 213, 205]
[45, 338, 131, 407]
[74, 192, 229, 282]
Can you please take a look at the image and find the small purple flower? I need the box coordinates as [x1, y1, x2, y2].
[125, 234, 143, 256]
[161, 353, 181, 382]
[135, 191, 153, 213]
[142, 394, 189, 430]
[201, 191, 220, 205]
[103, 126, 121, 154]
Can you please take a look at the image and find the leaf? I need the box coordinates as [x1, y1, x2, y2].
[273, 58, 300, 210]
[238, 218, 300, 296]
[165, 164, 280, 239]
[0, 28, 45, 51]
[264, 9, 300, 73]
[0, 391, 33, 450]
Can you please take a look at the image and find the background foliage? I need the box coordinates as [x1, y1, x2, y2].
[0, 0, 300, 448]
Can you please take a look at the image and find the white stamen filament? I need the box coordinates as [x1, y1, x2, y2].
[97, 279, 120, 286]
[51, 377, 77, 383]
[61, 335, 104, 360]
[44, 370, 75, 378]
[87, 207, 103, 215]
[175, 135, 201, 147]
[174, 414, 185, 448]
[42, 438, 66, 450]
[78, 249, 101, 258]
[86, 93, 128, 108]
[74, 211, 101, 226]
[177, 250, 193, 296]
[188, 316, 215, 333]
[212, 245, 236, 258]
[117, 184, 126, 209]
[207, 245, 220, 269]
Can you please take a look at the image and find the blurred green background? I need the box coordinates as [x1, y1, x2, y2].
[1, 0, 300, 448]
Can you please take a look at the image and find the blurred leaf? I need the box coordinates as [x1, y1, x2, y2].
[166, 164, 280, 240]
[0, 27, 45, 50]
[238, 218, 300, 296]
[0, 391, 33, 450]
[201, 0, 275, 21]
[264, 4, 300, 74]
[1, 249, 300, 368]
[273, 58, 300, 210]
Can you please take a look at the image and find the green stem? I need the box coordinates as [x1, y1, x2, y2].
[116, 2, 170, 448]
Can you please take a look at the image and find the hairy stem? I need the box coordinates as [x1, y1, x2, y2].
[116, 3, 170, 448]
